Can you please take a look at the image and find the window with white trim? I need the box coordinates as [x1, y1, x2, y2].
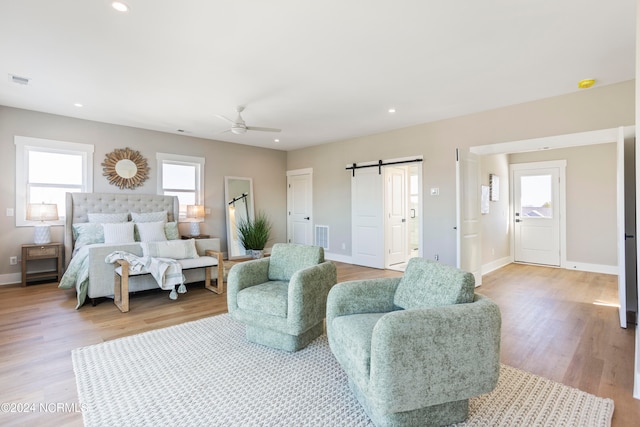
[15, 136, 94, 226]
[156, 153, 205, 218]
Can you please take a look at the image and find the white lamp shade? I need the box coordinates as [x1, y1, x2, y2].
[186, 205, 205, 221]
[27, 203, 59, 221]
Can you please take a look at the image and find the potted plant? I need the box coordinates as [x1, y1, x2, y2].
[237, 211, 272, 259]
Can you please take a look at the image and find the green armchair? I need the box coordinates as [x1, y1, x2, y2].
[327, 257, 501, 427]
[227, 243, 337, 352]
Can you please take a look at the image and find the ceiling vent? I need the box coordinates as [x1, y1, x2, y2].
[9, 74, 30, 85]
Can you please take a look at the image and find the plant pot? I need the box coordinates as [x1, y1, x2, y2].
[250, 249, 264, 259]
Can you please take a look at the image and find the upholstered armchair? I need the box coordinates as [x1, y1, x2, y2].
[327, 257, 501, 427]
[227, 243, 337, 352]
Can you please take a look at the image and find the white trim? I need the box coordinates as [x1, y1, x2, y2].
[481, 256, 513, 276]
[14, 135, 94, 227]
[324, 252, 353, 264]
[0, 273, 21, 285]
[563, 261, 618, 275]
[286, 167, 313, 176]
[156, 152, 205, 208]
[470, 127, 631, 156]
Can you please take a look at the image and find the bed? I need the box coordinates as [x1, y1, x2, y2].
[59, 192, 221, 308]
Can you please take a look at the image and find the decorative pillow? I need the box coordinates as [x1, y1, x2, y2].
[103, 222, 135, 244]
[72, 223, 105, 255]
[88, 212, 129, 223]
[141, 239, 199, 260]
[135, 221, 168, 242]
[164, 221, 180, 240]
[393, 257, 475, 310]
[131, 211, 167, 223]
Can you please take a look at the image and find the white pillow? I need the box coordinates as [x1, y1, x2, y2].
[103, 222, 135, 244]
[142, 239, 199, 260]
[131, 211, 167, 223]
[136, 221, 168, 242]
[88, 212, 129, 223]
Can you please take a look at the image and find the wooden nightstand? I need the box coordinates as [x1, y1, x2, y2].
[21, 243, 63, 286]
[181, 234, 210, 240]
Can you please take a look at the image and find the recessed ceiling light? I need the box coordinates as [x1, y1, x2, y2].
[112, 2, 129, 12]
[388, 108, 396, 114]
[74, 103, 83, 107]
[578, 79, 595, 89]
[274, 139, 280, 143]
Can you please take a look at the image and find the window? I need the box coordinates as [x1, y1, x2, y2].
[156, 153, 205, 218]
[15, 136, 94, 226]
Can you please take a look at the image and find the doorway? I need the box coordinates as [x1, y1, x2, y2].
[511, 161, 565, 267]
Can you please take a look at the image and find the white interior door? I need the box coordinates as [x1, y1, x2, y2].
[287, 169, 313, 245]
[617, 127, 629, 328]
[512, 164, 561, 266]
[352, 167, 384, 268]
[456, 148, 482, 286]
[385, 166, 408, 267]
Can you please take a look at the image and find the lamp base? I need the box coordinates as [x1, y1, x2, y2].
[189, 221, 201, 236]
[34, 224, 51, 244]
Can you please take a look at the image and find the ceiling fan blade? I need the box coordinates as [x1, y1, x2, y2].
[215, 114, 236, 125]
[246, 126, 281, 133]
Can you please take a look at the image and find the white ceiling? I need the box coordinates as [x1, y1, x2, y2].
[0, 1, 635, 151]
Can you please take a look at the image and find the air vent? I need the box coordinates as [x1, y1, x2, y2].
[9, 74, 30, 85]
[315, 225, 329, 250]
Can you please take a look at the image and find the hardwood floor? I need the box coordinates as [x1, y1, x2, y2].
[0, 262, 638, 426]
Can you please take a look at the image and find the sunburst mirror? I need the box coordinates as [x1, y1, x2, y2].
[102, 147, 149, 190]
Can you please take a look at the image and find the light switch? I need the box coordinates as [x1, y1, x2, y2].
[6, 208, 14, 217]
[430, 188, 439, 196]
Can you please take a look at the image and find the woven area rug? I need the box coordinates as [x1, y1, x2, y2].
[72, 314, 614, 426]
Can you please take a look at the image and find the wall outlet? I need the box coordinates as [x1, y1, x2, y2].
[9, 256, 17, 265]
[341, 242, 346, 250]
[434, 254, 439, 261]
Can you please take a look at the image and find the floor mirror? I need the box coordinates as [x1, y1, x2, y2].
[224, 176, 255, 259]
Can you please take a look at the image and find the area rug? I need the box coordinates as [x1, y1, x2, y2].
[72, 314, 614, 427]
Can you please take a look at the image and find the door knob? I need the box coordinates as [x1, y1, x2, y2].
[304, 217, 310, 220]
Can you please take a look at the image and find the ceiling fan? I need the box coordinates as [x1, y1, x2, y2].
[215, 106, 281, 135]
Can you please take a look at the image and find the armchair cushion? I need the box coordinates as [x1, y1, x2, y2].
[393, 258, 475, 310]
[237, 280, 289, 318]
[331, 312, 385, 380]
[268, 243, 324, 281]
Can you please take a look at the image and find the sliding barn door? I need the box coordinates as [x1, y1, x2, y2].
[352, 167, 384, 268]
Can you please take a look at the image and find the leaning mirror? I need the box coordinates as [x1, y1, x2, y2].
[224, 176, 255, 259]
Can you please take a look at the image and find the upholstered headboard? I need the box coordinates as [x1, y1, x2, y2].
[64, 192, 179, 267]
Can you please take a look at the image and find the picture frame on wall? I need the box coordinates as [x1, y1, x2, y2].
[490, 174, 499, 201]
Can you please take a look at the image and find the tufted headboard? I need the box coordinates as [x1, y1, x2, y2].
[64, 192, 179, 267]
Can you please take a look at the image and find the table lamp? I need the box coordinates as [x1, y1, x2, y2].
[186, 205, 205, 236]
[27, 203, 59, 244]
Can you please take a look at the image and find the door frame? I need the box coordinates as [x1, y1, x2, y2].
[510, 160, 567, 268]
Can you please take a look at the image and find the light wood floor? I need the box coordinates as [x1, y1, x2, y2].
[0, 262, 638, 426]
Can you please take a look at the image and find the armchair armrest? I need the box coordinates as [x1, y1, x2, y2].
[368, 294, 501, 413]
[226, 258, 270, 313]
[288, 261, 337, 332]
[326, 277, 401, 324]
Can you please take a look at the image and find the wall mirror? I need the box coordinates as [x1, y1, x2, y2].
[224, 176, 255, 259]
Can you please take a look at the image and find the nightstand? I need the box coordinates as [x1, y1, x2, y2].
[21, 243, 64, 286]
[181, 234, 210, 239]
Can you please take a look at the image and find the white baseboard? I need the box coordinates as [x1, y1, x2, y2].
[563, 261, 618, 275]
[325, 252, 353, 264]
[482, 256, 513, 276]
[0, 273, 21, 286]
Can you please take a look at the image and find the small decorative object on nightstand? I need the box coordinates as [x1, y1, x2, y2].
[21, 242, 63, 286]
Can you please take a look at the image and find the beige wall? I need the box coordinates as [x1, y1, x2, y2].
[287, 80, 634, 267]
[510, 143, 617, 267]
[0, 106, 287, 280]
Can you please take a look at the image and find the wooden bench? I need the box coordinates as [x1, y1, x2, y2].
[113, 250, 223, 313]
